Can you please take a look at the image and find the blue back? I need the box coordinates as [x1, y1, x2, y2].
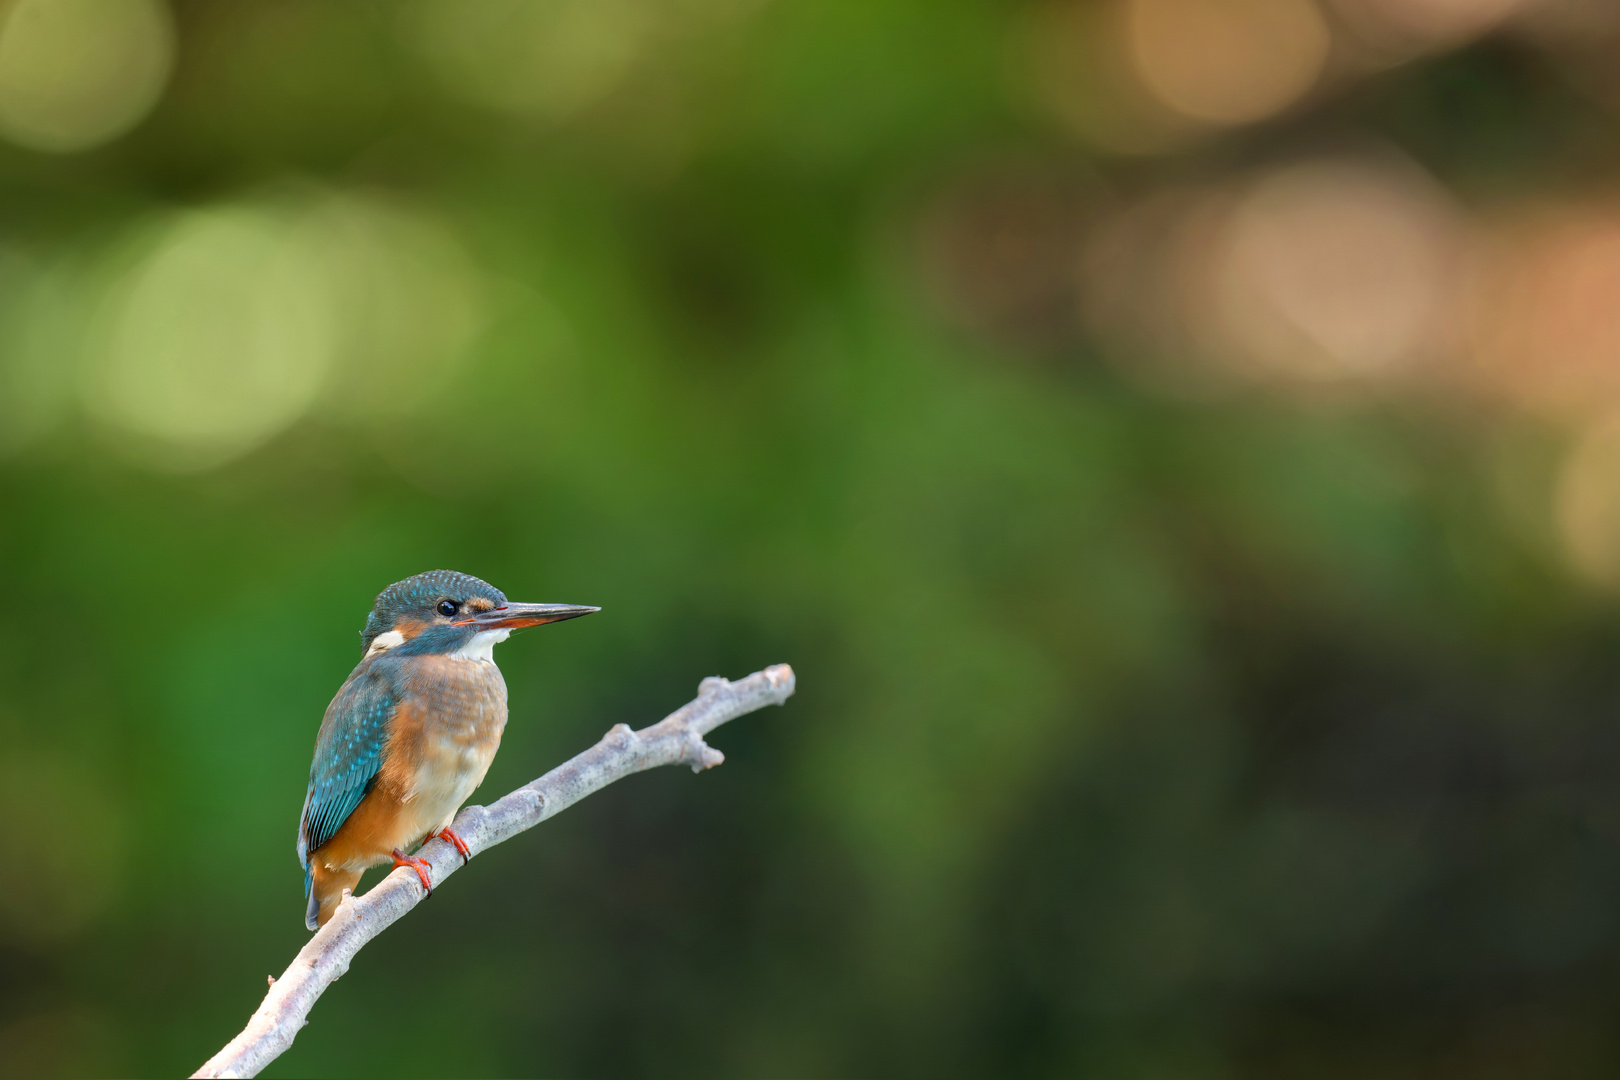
[297, 661, 399, 891]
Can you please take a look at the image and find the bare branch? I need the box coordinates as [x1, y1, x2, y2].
[193, 664, 797, 1080]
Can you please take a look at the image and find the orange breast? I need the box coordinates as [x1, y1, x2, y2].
[312, 658, 509, 873]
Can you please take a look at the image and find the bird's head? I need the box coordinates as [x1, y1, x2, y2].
[359, 569, 597, 660]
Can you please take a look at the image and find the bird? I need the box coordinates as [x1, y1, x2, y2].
[297, 569, 597, 930]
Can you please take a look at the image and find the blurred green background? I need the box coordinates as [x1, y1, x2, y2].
[7, 0, 1620, 1076]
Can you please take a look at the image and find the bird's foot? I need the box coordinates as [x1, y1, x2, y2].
[432, 827, 472, 865]
[391, 848, 433, 896]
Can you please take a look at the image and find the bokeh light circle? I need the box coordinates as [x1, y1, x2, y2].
[1556, 416, 1620, 588]
[78, 190, 489, 470]
[1126, 0, 1330, 125]
[84, 205, 338, 468]
[1206, 159, 1466, 382]
[403, 0, 647, 122]
[295, 194, 487, 421]
[1467, 208, 1620, 419]
[0, 0, 175, 153]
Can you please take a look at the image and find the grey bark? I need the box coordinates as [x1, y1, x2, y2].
[192, 664, 797, 1079]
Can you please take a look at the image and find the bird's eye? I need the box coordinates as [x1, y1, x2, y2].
[437, 600, 458, 618]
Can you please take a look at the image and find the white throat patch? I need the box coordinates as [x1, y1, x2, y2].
[450, 627, 510, 663]
[364, 629, 405, 659]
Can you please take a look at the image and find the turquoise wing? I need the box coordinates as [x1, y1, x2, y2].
[297, 666, 398, 887]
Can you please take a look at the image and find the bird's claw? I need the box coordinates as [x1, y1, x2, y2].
[432, 827, 472, 866]
[391, 848, 433, 896]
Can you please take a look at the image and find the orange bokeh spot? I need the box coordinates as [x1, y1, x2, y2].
[1126, 0, 1330, 125]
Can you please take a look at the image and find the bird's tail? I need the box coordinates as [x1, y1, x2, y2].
[306, 864, 364, 931]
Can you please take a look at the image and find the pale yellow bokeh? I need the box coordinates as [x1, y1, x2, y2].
[78, 189, 489, 468]
[402, 0, 648, 122]
[1126, 0, 1331, 126]
[0, 0, 175, 153]
[296, 193, 487, 420]
[1556, 416, 1620, 588]
[1205, 159, 1466, 382]
[83, 204, 339, 468]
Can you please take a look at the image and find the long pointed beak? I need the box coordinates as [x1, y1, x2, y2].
[457, 602, 600, 630]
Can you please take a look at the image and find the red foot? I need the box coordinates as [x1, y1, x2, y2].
[391, 848, 433, 895]
[432, 827, 472, 865]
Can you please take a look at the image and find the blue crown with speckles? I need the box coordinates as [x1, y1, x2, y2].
[360, 570, 507, 652]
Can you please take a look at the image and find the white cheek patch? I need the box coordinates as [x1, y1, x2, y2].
[450, 628, 510, 663]
[365, 629, 405, 659]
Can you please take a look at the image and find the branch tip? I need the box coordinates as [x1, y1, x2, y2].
[762, 663, 795, 695]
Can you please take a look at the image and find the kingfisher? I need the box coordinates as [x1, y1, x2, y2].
[297, 570, 597, 930]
